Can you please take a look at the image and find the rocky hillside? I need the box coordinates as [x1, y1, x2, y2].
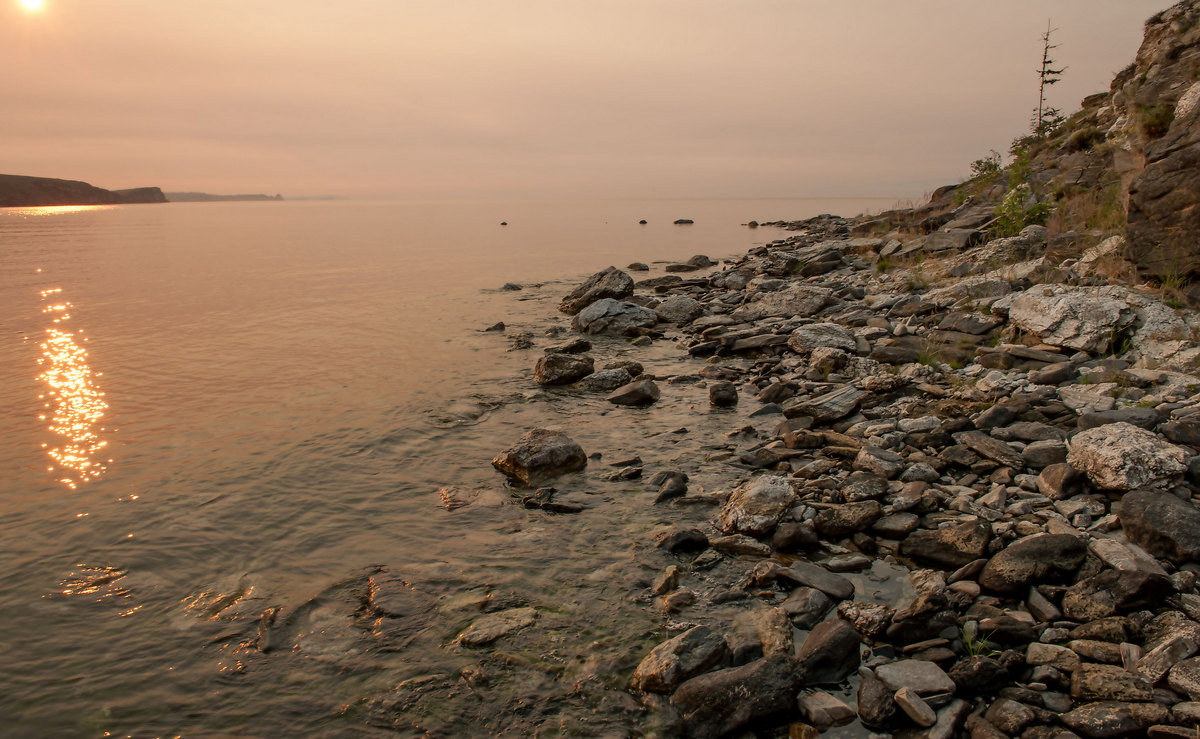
[0, 174, 166, 207]
[850, 0, 1200, 301]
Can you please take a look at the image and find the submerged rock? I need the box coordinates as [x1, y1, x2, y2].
[533, 353, 594, 385]
[630, 625, 730, 694]
[572, 298, 658, 335]
[455, 606, 538, 647]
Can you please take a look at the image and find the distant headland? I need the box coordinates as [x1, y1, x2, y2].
[0, 173, 166, 207]
[165, 192, 284, 202]
[0, 174, 286, 208]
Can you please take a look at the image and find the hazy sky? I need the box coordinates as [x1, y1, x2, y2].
[1, 1, 1178, 200]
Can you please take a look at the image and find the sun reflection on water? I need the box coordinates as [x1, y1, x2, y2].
[36, 287, 109, 489]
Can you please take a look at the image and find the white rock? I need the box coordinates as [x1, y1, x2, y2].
[1067, 422, 1189, 490]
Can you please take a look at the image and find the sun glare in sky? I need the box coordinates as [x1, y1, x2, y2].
[20, 0, 44, 10]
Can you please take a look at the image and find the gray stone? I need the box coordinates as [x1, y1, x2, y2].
[874, 659, 956, 696]
[901, 520, 991, 570]
[854, 445, 906, 479]
[654, 295, 705, 324]
[787, 323, 857, 355]
[708, 381, 738, 407]
[1021, 439, 1068, 469]
[894, 686, 937, 727]
[718, 475, 796, 537]
[785, 562, 855, 601]
[559, 266, 634, 314]
[753, 284, 834, 318]
[572, 298, 658, 335]
[575, 367, 633, 392]
[813, 500, 883, 537]
[795, 691, 856, 729]
[1061, 701, 1169, 738]
[1067, 422, 1188, 490]
[1008, 284, 1137, 353]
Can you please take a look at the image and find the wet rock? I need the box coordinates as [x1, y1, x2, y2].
[456, 606, 538, 647]
[559, 266, 634, 314]
[785, 562, 855, 601]
[654, 295, 704, 325]
[670, 654, 800, 739]
[708, 381, 738, 407]
[544, 337, 591, 354]
[901, 520, 991, 570]
[710, 534, 771, 557]
[630, 625, 731, 693]
[492, 429, 587, 487]
[572, 298, 658, 335]
[533, 353, 595, 385]
[607, 378, 661, 406]
[978, 533, 1087, 594]
[653, 471, 689, 504]
[1008, 284, 1137, 353]
[795, 618, 860, 685]
[718, 475, 796, 537]
[368, 571, 434, 619]
[857, 674, 898, 729]
[1067, 422, 1188, 490]
[783, 587, 834, 629]
[1119, 488, 1200, 564]
[787, 323, 858, 355]
[654, 526, 709, 553]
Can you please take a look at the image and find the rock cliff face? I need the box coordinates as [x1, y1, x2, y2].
[0, 174, 166, 207]
[1115, 1, 1200, 285]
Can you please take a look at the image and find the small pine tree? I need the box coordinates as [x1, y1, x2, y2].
[1035, 21, 1066, 138]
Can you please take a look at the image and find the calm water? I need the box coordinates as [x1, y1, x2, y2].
[0, 198, 895, 737]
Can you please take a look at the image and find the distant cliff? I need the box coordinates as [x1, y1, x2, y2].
[165, 192, 284, 202]
[0, 174, 166, 207]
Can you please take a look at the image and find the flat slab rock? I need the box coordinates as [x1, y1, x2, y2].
[455, 607, 538, 647]
[874, 659, 956, 695]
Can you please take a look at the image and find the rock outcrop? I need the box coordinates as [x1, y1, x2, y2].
[0, 173, 166, 207]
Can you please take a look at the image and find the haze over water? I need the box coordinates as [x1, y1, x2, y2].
[1, 197, 896, 735]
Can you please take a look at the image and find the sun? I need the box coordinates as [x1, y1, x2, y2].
[19, 0, 44, 10]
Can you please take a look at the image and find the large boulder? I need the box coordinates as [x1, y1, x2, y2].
[533, 353, 594, 385]
[795, 618, 861, 685]
[670, 654, 801, 739]
[978, 533, 1088, 594]
[1067, 422, 1189, 490]
[718, 475, 796, 537]
[571, 298, 658, 335]
[492, 429, 587, 487]
[558, 266, 634, 314]
[1007, 284, 1137, 354]
[1119, 488, 1200, 563]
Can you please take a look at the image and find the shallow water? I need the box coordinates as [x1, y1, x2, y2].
[0, 197, 895, 736]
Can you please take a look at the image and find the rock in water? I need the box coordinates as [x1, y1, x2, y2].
[1119, 488, 1200, 563]
[607, 378, 661, 406]
[708, 381, 738, 407]
[1067, 422, 1188, 490]
[630, 625, 731, 693]
[571, 298, 658, 335]
[795, 618, 861, 684]
[533, 353, 594, 385]
[492, 429, 587, 487]
[455, 607, 538, 647]
[558, 266, 634, 315]
[670, 654, 800, 739]
[719, 475, 796, 537]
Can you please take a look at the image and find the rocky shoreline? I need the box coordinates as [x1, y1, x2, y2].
[486, 206, 1200, 737]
